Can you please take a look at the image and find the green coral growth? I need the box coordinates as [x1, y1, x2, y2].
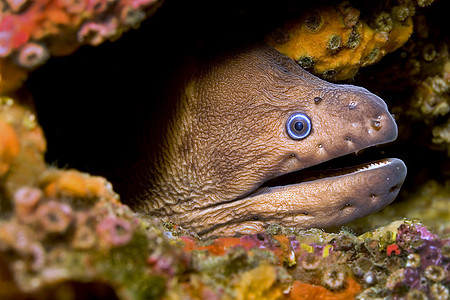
[297, 56, 315, 69]
[327, 35, 342, 52]
[304, 10, 323, 32]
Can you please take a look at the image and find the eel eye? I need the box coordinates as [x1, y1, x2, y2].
[286, 113, 312, 140]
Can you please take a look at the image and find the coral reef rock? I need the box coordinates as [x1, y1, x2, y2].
[355, 3, 450, 157]
[266, 0, 436, 81]
[344, 180, 450, 236]
[0, 96, 186, 299]
[0, 0, 163, 93]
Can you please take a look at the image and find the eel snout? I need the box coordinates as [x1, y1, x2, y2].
[342, 86, 398, 145]
[292, 84, 399, 172]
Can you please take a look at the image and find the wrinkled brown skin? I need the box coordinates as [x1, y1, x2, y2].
[119, 44, 407, 237]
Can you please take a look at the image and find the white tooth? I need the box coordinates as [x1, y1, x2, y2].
[353, 160, 390, 174]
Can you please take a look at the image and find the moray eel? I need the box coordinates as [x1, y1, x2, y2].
[118, 44, 407, 237]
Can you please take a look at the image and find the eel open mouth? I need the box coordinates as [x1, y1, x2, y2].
[260, 157, 407, 203]
[262, 150, 405, 190]
[196, 155, 407, 237]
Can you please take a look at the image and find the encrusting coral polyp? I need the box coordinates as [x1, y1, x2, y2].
[267, 1, 418, 81]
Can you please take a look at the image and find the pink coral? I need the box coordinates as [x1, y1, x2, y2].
[36, 200, 74, 234]
[13, 187, 42, 221]
[77, 19, 118, 46]
[96, 216, 133, 247]
[17, 42, 49, 68]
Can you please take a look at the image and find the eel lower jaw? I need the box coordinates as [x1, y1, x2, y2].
[194, 158, 407, 238]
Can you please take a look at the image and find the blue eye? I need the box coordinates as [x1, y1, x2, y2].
[286, 113, 312, 140]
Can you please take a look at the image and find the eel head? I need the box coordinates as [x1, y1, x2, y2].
[134, 44, 407, 237]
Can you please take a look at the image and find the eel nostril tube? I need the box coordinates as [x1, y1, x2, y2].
[371, 119, 381, 130]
